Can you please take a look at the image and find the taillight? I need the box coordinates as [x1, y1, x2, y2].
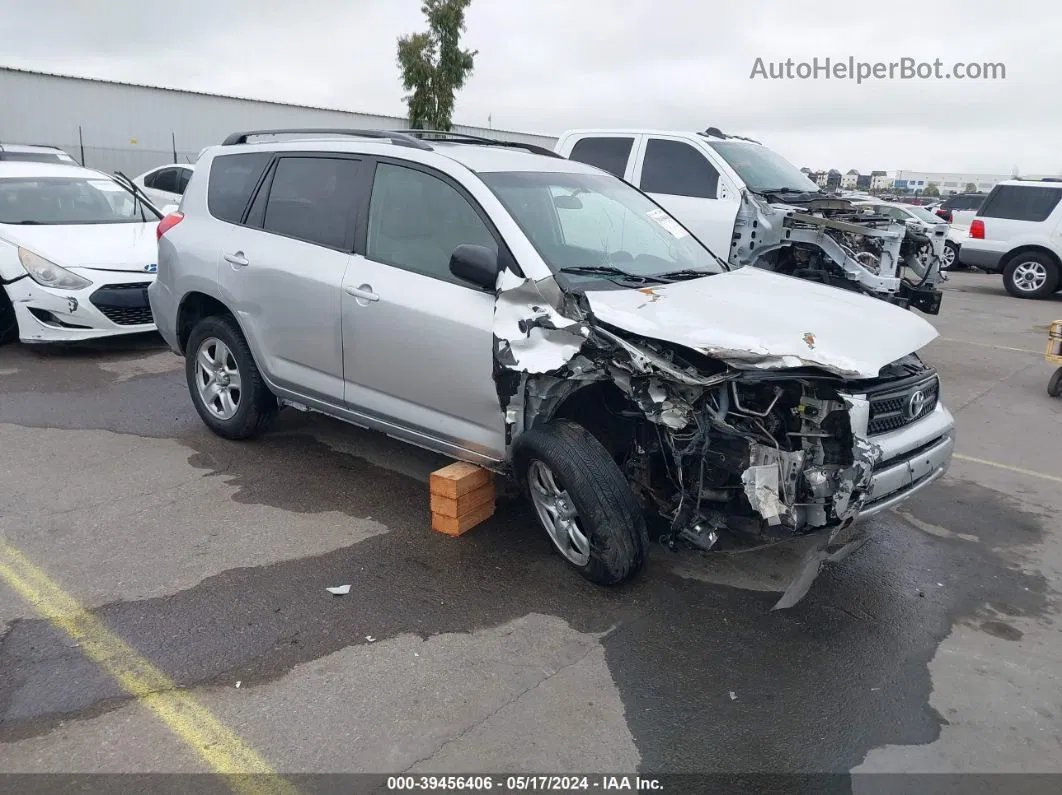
[970, 219, 985, 239]
[157, 212, 184, 241]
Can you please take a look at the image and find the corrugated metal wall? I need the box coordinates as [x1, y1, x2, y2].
[0, 67, 558, 176]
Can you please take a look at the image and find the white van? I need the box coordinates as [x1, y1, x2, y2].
[556, 128, 947, 314]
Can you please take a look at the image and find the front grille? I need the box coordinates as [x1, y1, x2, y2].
[866, 375, 939, 435]
[89, 282, 154, 327]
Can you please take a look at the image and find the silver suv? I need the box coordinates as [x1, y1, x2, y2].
[150, 128, 955, 605]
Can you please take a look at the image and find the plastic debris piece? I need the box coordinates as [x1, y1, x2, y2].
[729, 691, 737, 701]
[365, 635, 376, 643]
[326, 585, 351, 596]
[235, 681, 241, 689]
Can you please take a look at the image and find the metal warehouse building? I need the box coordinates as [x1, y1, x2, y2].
[0, 66, 558, 175]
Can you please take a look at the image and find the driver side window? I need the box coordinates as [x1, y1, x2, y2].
[366, 163, 497, 286]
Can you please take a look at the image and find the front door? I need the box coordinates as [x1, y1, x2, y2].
[634, 135, 740, 261]
[218, 154, 364, 404]
[342, 160, 505, 460]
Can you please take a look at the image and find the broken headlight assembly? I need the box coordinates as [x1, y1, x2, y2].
[18, 248, 92, 290]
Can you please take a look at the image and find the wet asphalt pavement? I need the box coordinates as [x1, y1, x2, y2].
[1, 271, 1061, 787]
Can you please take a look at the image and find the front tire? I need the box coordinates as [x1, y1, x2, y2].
[185, 315, 277, 439]
[0, 287, 17, 346]
[512, 420, 649, 586]
[1003, 253, 1060, 299]
[1049, 368, 1062, 398]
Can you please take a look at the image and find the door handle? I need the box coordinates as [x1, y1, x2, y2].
[344, 284, 379, 302]
[224, 252, 249, 267]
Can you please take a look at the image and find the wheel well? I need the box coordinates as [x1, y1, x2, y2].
[177, 292, 234, 353]
[547, 382, 639, 462]
[1001, 245, 1062, 272]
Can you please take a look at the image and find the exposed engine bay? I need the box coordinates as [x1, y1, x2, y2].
[494, 265, 944, 607]
[730, 191, 947, 314]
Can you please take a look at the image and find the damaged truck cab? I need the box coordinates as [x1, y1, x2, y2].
[153, 129, 955, 609]
[555, 128, 947, 315]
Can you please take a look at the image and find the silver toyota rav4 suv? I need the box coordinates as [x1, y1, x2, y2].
[150, 128, 955, 607]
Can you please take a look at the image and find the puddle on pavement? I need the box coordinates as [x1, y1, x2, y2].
[0, 359, 1055, 774]
[0, 419, 1051, 777]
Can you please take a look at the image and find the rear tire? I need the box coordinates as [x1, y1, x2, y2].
[1002, 253, 1060, 299]
[512, 420, 649, 586]
[0, 287, 17, 346]
[185, 314, 277, 439]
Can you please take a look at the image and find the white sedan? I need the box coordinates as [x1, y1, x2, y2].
[852, 199, 960, 270]
[132, 163, 194, 209]
[0, 161, 163, 344]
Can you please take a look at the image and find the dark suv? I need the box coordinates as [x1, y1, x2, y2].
[936, 193, 985, 224]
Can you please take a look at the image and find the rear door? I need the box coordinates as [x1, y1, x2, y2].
[631, 135, 739, 260]
[218, 153, 364, 404]
[341, 159, 505, 461]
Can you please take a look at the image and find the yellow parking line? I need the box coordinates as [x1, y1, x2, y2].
[937, 338, 1039, 355]
[954, 453, 1062, 484]
[0, 541, 298, 795]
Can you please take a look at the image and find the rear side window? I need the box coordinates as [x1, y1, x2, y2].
[207, 152, 272, 224]
[151, 168, 179, 193]
[640, 139, 719, 199]
[568, 137, 633, 178]
[979, 185, 1062, 222]
[260, 156, 361, 250]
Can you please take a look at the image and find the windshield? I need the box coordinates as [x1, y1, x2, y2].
[0, 176, 160, 225]
[902, 204, 945, 223]
[480, 170, 724, 282]
[706, 140, 820, 194]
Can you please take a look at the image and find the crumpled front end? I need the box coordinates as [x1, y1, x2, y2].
[492, 272, 954, 607]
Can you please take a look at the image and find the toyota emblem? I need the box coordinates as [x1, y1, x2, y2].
[906, 389, 926, 419]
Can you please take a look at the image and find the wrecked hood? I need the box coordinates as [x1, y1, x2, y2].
[584, 266, 938, 379]
[0, 222, 159, 272]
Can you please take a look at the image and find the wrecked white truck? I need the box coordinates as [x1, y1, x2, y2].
[556, 128, 948, 315]
[152, 130, 955, 609]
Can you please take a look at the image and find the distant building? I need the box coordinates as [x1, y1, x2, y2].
[870, 170, 893, 191]
[888, 170, 1057, 196]
[841, 169, 860, 189]
[826, 169, 842, 189]
[856, 173, 872, 190]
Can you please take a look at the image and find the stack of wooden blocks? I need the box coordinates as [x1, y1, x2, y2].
[430, 462, 496, 536]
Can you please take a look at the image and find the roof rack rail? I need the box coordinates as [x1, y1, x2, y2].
[697, 127, 762, 145]
[392, 130, 565, 159]
[221, 128, 433, 150]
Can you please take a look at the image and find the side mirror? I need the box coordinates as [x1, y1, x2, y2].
[449, 244, 500, 290]
[161, 204, 179, 215]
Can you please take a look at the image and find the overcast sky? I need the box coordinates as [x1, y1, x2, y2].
[1, 0, 1058, 174]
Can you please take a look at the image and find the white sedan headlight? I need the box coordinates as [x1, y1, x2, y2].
[17, 248, 92, 290]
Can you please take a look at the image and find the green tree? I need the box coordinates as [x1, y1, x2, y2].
[965, 182, 977, 193]
[924, 182, 941, 197]
[396, 0, 477, 131]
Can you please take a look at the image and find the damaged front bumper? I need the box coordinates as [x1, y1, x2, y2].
[6, 267, 156, 343]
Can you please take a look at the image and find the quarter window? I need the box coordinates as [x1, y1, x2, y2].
[366, 163, 496, 284]
[207, 152, 272, 224]
[640, 139, 719, 199]
[150, 168, 179, 194]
